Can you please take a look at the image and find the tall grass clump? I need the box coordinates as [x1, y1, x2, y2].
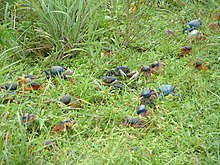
[30, 0, 104, 59]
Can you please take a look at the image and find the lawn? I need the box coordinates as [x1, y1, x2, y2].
[0, 0, 220, 164]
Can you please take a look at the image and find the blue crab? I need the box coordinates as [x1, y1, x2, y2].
[120, 116, 147, 128]
[107, 66, 139, 81]
[136, 105, 151, 117]
[59, 94, 82, 108]
[3, 83, 18, 91]
[158, 85, 177, 96]
[44, 66, 73, 79]
[94, 76, 118, 89]
[183, 19, 202, 33]
[140, 88, 158, 105]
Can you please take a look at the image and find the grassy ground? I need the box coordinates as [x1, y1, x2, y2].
[1, 0, 220, 164]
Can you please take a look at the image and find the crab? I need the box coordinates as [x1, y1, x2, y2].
[188, 30, 206, 43]
[17, 75, 41, 91]
[183, 19, 202, 33]
[22, 113, 35, 123]
[59, 94, 82, 108]
[140, 62, 164, 78]
[209, 13, 220, 31]
[179, 46, 192, 57]
[106, 66, 139, 81]
[150, 62, 165, 75]
[44, 66, 73, 79]
[52, 119, 78, 135]
[0, 90, 17, 103]
[193, 61, 209, 71]
[158, 85, 177, 96]
[140, 88, 159, 105]
[94, 76, 118, 89]
[115, 66, 131, 77]
[140, 66, 151, 77]
[120, 116, 147, 128]
[1, 83, 18, 91]
[126, 71, 139, 81]
[45, 94, 82, 108]
[136, 105, 151, 117]
[209, 23, 220, 30]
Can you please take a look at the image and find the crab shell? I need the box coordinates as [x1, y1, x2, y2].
[150, 62, 164, 74]
[102, 76, 117, 84]
[189, 20, 202, 28]
[140, 66, 151, 72]
[50, 66, 64, 76]
[115, 66, 130, 74]
[5, 83, 18, 91]
[137, 105, 146, 115]
[141, 89, 151, 98]
[60, 94, 71, 105]
[30, 82, 41, 90]
[158, 85, 176, 96]
[121, 116, 147, 128]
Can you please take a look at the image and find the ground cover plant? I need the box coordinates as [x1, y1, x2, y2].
[0, 0, 220, 164]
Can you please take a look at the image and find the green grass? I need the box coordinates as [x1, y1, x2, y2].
[1, 0, 220, 164]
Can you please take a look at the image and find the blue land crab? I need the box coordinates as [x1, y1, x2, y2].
[158, 84, 176, 96]
[140, 88, 159, 105]
[44, 66, 73, 79]
[94, 76, 118, 89]
[3, 83, 18, 91]
[106, 66, 139, 81]
[183, 19, 202, 33]
[59, 94, 82, 108]
[17, 75, 41, 91]
[136, 104, 151, 117]
[120, 116, 147, 128]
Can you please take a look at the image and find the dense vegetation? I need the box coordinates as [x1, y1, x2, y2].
[0, 0, 220, 164]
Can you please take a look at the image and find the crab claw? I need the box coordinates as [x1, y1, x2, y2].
[94, 79, 103, 89]
[127, 71, 139, 81]
[115, 66, 130, 78]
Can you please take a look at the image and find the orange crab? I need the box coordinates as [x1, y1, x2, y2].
[52, 120, 78, 135]
[17, 75, 42, 91]
[193, 61, 209, 71]
[179, 46, 192, 57]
